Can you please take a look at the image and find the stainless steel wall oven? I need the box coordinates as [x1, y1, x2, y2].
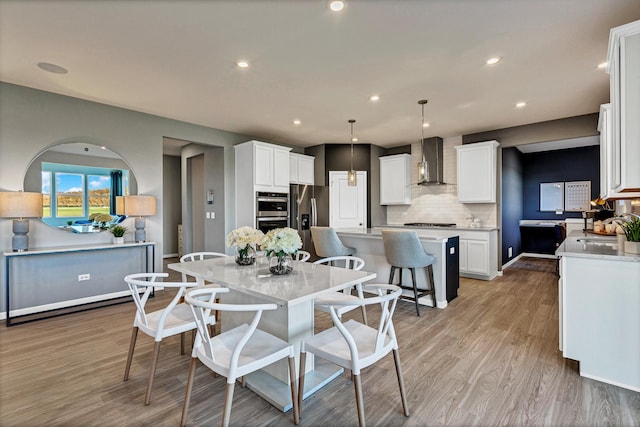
[255, 192, 288, 233]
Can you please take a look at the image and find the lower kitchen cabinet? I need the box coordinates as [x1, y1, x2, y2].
[457, 229, 499, 280]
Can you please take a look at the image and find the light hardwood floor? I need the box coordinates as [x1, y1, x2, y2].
[1, 257, 638, 426]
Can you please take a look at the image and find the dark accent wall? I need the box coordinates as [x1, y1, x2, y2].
[162, 154, 182, 255]
[501, 148, 523, 263]
[522, 145, 600, 220]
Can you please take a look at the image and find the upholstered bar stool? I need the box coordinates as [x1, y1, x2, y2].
[381, 230, 436, 316]
[311, 226, 355, 258]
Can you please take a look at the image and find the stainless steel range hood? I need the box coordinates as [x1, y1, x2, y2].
[418, 136, 446, 185]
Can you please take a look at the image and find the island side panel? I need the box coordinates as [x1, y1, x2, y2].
[338, 233, 450, 308]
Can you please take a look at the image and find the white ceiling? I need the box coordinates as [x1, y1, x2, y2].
[1, 1, 639, 149]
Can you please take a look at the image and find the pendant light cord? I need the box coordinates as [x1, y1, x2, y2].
[349, 119, 355, 171]
[419, 100, 427, 163]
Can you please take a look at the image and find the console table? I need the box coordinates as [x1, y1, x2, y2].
[3, 242, 155, 326]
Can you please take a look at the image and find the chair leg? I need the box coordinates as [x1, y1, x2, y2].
[123, 326, 138, 381]
[409, 268, 420, 316]
[392, 349, 410, 417]
[387, 266, 396, 284]
[180, 357, 198, 427]
[144, 341, 162, 405]
[298, 351, 307, 417]
[221, 382, 236, 427]
[287, 356, 300, 425]
[353, 374, 366, 427]
[426, 264, 436, 308]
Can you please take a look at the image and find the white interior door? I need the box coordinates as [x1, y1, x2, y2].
[329, 171, 367, 230]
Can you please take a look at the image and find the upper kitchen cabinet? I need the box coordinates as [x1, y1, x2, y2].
[236, 140, 291, 193]
[607, 20, 640, 194]
[380, 154, 411, 205]
[289, 153, 315, 185]
[598, 104, 640, 199]
[455, 140, 499, 203]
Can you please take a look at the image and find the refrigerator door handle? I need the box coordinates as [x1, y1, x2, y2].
[311, 198, 317, 227]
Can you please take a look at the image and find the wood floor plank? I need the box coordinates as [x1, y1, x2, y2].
[1, 256, 639, 426]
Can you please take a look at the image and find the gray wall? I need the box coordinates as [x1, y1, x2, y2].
[0, 82, 258, 316]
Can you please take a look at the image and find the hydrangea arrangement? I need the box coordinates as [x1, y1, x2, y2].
[226, 226, 264, 257]
[261, 227, 303, 258]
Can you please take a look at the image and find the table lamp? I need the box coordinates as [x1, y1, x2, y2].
[123, 195, 156, 242]
[0, 191, 44, 251]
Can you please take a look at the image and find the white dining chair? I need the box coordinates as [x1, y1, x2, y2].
[123, 272, 215, 405]
[298, 284, 408, 427]
[181, 287, 299, 427]
[313, 256, 368, 325]
[295, 250, 311, 262]
[179, 251, 229, 283]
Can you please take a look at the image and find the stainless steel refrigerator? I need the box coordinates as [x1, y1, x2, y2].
[289, 183, 329, 260]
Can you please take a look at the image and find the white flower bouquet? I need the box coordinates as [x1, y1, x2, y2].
[226, 226, 264, 258]
[261, 227, 303, 258]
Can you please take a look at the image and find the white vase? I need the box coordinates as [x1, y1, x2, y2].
[113, 236, 124, 245]
[624, 240, 640, 254]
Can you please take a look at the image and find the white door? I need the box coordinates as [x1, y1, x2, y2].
[329, 171, 367, 230]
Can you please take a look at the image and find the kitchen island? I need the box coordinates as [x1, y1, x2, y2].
[337, 228, 459, 309]
[557, 230, 640, 392]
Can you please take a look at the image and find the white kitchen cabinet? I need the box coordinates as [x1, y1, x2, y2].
[237, 140, 291, 193]
[607, 21, 640, 194]
[598, 104, 640, 199]
[234, 140, 291, 229]
[455, 140, 499, 203]
[457, 229, 499, 280]
[289, 153, 314, 185]
[379, 154, 411, 205]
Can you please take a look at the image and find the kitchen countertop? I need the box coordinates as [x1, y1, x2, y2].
[556, 230, 640, 262]
[377, 224, 499, 232]
[337, 228, 459, 242]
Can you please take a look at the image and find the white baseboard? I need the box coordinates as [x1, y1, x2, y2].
[163, 253, 179, 259]
[502, 254, 524, 269]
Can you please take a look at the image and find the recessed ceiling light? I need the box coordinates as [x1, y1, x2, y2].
[37, 62, 68, 74]
[422, 122, 430, 128]
[293, 119, 301, 126]
[329, 1, 345, 12]
[351, 137, 358, 142]
[369, 95, 379, 102]
[486, 57, 501, 65]
[101, 146, 106, 150]
[597, 61, 608, 69]
[516, 101, 527, 108]
[236, 60, 249, 68]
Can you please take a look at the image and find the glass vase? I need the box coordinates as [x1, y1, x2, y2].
[269, 254, 293, 275]
[235, 245, 256, 266]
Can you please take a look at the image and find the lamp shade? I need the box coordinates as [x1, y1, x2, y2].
[123, 195, 156, 216]
[0, 191, 43, 218]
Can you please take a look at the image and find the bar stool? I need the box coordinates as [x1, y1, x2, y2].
[381, 230, 436, 316]
[311, 226, 355, 258]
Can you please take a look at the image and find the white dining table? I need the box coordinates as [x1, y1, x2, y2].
[168, 255, 376, 412]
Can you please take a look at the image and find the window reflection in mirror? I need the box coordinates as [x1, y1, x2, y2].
[24, 143, 137, 233]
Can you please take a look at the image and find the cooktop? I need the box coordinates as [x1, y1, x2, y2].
[403, 222, 457, 228]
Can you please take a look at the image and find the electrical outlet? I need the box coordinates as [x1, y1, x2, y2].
[508, 247, 513, 258]
[78, 274, 90, 281]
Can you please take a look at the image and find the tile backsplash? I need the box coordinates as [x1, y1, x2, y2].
[385, 136, 498, 228]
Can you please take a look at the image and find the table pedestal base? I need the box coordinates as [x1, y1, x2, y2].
[245, 359, 343, 412]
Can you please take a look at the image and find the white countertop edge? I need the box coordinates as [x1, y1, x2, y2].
[337, 229, 453, 242]
[379, 224, 498, 232]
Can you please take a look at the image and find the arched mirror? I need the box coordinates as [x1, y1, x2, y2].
[23, 143, 138, 233]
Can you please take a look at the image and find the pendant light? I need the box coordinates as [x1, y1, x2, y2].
[417, 99, 429, 185]
[347, 119, 357, 186]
